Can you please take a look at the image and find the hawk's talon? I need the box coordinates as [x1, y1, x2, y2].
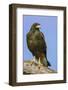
[30, 56, 36, 66]
[30, 61, 34, 66]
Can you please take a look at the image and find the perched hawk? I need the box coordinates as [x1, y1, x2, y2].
[26, 23, 51, 67]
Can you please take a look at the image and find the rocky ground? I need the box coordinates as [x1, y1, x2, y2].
[23, 61, 57, 74]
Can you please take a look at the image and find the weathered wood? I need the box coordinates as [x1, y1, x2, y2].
[23, 61, 56, 74]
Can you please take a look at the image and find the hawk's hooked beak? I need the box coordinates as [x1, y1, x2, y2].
[36, 25, 41, 28]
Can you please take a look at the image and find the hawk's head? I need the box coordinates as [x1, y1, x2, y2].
[31, 23, 41, 31]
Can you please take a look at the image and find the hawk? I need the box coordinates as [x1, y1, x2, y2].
[26, 23, 51, 67]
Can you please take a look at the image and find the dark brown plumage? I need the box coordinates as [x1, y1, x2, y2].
[26, 23, 51, 66]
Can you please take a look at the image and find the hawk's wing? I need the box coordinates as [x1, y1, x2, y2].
[40, 32, 47, 48]
[40, 32, 51, 66]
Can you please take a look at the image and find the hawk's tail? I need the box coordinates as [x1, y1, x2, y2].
[43, 57, 51, 66]
[47, 60, 51, 66]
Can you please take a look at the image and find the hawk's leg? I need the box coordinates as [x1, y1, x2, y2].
[38, 57, 41, 65]
[31, 56, 37, 66]
[38, 58, 43, 69]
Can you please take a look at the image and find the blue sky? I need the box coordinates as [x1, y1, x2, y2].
[23, 15, 57, 71]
